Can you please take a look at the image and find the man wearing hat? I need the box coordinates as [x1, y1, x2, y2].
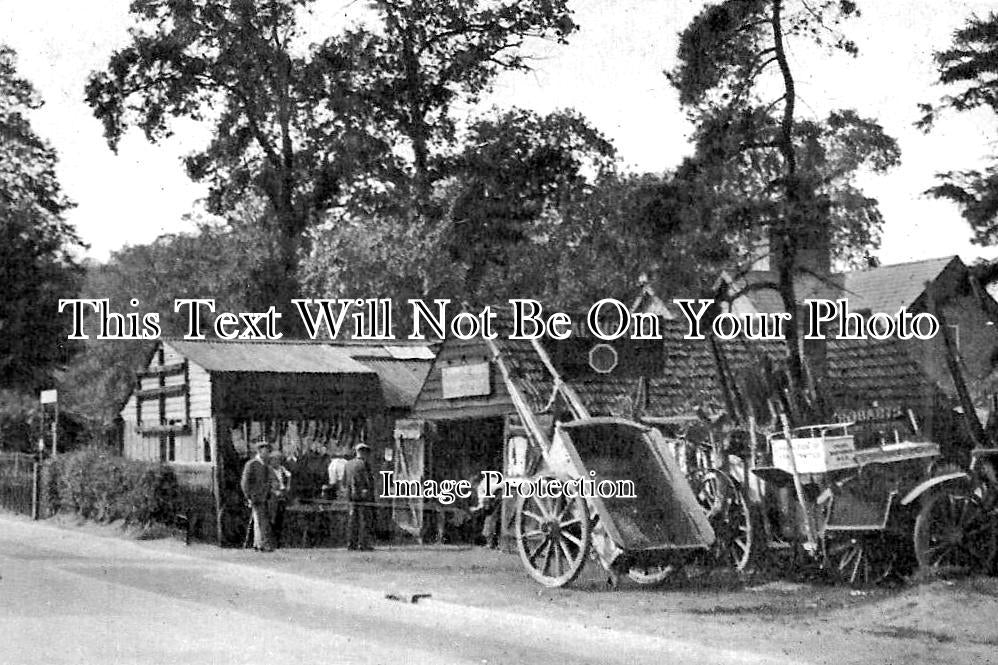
[342, 442, 375, 550]
[240, 439, 275, 551]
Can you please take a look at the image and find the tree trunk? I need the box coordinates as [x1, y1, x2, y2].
[770, 0, 817, 424]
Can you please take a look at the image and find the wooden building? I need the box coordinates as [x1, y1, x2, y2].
[119, 339, 434, 543]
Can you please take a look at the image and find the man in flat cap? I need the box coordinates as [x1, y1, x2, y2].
[241, 439, 274, 551]
[343, 442, 375, 550]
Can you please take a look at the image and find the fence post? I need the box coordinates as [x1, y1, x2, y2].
[32, 460, 41, 520]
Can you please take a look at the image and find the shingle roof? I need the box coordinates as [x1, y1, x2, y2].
[827, 336, 943, 408]
[841, 256, 957, 313]
[166, 340, 375, 374]
[728, 256, 959, 315]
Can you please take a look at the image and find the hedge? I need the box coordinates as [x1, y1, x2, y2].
[44, 446, 181, 527]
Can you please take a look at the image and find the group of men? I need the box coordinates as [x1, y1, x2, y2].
[240, 439, 376, 552]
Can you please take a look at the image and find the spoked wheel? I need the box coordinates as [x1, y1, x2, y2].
[691, 469, 754, 571]
[914, 490, 998, 574]
[627, 562, 679, 586]
[825, 534, 898, 587]
[515, 477, 592, 587]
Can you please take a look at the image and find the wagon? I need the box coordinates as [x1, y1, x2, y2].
[483, 336, 715, 588]
[745, 423, 941, 585]
[511, 418, 716, 587]
[901, 447, 998, 574]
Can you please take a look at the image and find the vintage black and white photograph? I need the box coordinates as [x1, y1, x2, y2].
[2, 1, 998, 663]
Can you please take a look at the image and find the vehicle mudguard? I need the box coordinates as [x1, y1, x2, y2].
[899, 471, 971, 506]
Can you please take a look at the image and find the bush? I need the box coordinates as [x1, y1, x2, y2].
[47, 446, 181, 527]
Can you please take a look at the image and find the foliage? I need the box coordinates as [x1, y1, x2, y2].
[0, 45, 84, 389]
[85, 0, 362, 312]
[86, 0, 578, 315]
[918, 12, 998, 242]
[0, 390, 40, 452]
[666, 0, 897, 420]
[337, 0, 577, 208]
[48, 446, 180, 527]
[302, 108, 629, 310]
[59, 213, 264, 424]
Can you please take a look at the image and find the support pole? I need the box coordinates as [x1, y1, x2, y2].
[779, 412, 818, 554]
[31, 459, 41, 520]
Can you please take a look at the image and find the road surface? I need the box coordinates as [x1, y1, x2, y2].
[0, 517, 791, 665]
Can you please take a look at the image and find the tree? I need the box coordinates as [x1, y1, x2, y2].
[0, 45, 84, 390]
[918, 12, 998, 243]
[86, 0, 578, 320]
[301, 108, 619, 311]
[336, 0, 577, 213]
[85, 0, 375, 317]
[444, 108, 615, 297]
[667, 0, 899, 422]
[60, 212, 265, 423]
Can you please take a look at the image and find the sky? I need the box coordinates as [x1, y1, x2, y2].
[3, 0, 998, 266]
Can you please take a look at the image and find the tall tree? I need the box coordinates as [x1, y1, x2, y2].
[667, 0, 899, 421]
[301, 108, 618, 309]
[0, 45, 84, 389]
[338, 0, 577, 213]
[85, 0, 372, 316]
[918, 12, 998, 243]
[61, 212, 264, 423]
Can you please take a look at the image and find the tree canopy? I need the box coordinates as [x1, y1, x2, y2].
[918, 11, 998, 243]
[0, 44, 84, 390]
[666, 0, 899, 421]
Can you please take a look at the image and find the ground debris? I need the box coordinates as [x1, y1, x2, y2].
[385, 592, 432, 604]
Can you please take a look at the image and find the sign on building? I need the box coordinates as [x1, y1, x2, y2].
[441, 363, 491, 399]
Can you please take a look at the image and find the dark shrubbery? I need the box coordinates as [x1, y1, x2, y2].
[45, 446, 181, 527]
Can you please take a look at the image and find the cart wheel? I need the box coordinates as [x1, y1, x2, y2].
[515, 477, 592, 587]
[691, 469, 754, 571]
[914, 490, 998, 574]
[825, 534, 897, 587]
[626, 564, 677, 586]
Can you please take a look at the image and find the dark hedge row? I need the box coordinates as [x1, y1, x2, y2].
[43, 446, 181, 527]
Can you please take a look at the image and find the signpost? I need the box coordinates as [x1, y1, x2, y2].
[39, 388, 58, 457]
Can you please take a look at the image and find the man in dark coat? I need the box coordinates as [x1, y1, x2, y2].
[240, 440, 274, 551]
[342, 442, 375, 550]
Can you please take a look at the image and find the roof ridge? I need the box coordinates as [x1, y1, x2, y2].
[838, 255, 956, 276]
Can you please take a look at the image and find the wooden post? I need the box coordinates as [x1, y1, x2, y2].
[929, 287, 986, 448]
[31, 459, 41, 520]
[779, 412, 818, 553]
[52, 399, 59, 458]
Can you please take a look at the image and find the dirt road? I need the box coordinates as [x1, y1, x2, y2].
[1, 514, 995, 664]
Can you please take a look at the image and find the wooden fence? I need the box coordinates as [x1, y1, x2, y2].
[0, 452, 37, 517]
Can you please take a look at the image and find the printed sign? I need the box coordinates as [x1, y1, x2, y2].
[442, 363, 491, 399]
[40, 389, 58, 404]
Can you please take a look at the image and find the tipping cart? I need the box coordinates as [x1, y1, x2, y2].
[485, 337, 715, 588]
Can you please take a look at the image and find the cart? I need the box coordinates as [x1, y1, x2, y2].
[901, 447, 998, 574]
[484, 337, 715, 588]
[747, 423, 940, 585]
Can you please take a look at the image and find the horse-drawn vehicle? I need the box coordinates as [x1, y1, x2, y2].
[486, 333, 996, 587]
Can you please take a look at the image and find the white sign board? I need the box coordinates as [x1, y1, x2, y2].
[40, 389, 58, 404]
[441, 363, 491, 399]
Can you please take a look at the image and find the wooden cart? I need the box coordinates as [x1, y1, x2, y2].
[484, 337, 714, 588]
[512, 418, 715, 587]
[748, 423, 941, 585]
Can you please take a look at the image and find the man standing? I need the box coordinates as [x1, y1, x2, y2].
[342, 442, 375, 550]
[241, 439, 274, 552]
[268, 451, 292, 549]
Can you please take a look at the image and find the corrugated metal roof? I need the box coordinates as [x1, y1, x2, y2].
[165, 340, 376, 374]
[354, 358, 432, 408]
